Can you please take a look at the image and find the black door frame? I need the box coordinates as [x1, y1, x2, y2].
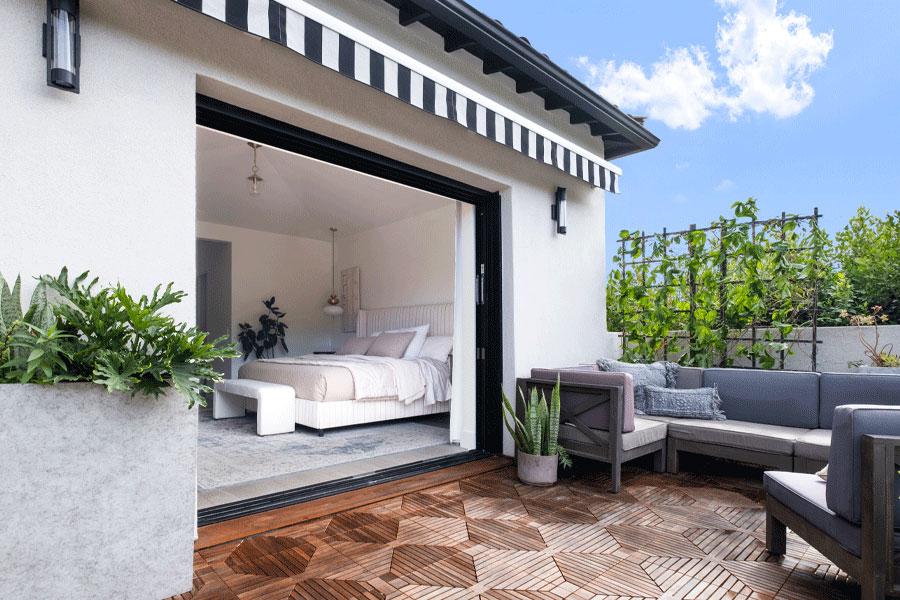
[195, 95, 503, 523]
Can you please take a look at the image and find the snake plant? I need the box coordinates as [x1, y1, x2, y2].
[501, 377, 571, 467]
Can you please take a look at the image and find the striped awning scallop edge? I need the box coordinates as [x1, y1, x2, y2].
[173, 0, 621, 193]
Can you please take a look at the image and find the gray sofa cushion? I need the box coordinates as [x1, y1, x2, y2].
[827, 404, 900, 525]
[701, 368, 820, 428]
[764, 471, 863, 557]
[531, 367, 636, 433]
[643, 385, 726, 420]
[559, 417, 667, 452]
[818, 372, 900, 429]
[674, 366, 704, 389]
[795, 429, 831, 461]
[596, 359, 678, 414]
[665, 419, 807, 454]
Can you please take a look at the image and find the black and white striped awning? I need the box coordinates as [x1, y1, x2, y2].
[174, 0, 622, 192]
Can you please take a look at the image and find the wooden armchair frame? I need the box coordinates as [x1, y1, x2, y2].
[766, 434, 900, 600]
[516, 377, 665, 492]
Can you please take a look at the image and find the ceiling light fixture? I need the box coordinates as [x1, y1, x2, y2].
[246, 142, 264, 196]
[323, 227, 344, 317]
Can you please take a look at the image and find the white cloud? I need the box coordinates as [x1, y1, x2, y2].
[577, 0, 833, 129]
[675, 161, 691, 171]
[715, 178, 736, 192]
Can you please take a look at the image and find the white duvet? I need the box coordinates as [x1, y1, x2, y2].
[258, 354, 451, 405]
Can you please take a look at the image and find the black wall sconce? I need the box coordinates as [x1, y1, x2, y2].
[551, 186, 567, 234]
[42, 0, 80, 93]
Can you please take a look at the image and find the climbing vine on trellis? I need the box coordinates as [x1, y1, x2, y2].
[607, 199, 829, 369]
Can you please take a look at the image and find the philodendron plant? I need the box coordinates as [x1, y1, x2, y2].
[501, 378, 572, 467]
[0, 268, 239, 408]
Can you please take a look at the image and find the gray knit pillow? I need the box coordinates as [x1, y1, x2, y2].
[643, 385, 726, 420]
[596, 359, 680, 414]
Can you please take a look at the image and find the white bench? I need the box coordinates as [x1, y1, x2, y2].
[213, 379, 296, 436]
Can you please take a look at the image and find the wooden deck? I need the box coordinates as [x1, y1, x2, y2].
[172, 460, 858, 599]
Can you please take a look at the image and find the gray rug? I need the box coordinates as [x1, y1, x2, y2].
[197, 412, 450, 489]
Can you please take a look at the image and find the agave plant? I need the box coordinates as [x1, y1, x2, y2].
[501, 377, 571, 467]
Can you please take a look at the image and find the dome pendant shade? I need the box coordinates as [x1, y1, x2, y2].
[323, 227, 343, 316]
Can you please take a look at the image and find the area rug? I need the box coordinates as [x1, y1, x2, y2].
[197, 412, 450, 490]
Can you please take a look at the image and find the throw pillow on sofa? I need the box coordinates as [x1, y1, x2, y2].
[596, 358, 679, 414]
[643, 385, 726, 420]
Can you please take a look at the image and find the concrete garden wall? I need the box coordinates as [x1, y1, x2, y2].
[0, 384, 197, 600]
[602, 325, 900, 373]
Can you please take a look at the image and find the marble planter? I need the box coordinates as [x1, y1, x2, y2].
[0, 383, 197, 600]
[852, 365, 900, 375]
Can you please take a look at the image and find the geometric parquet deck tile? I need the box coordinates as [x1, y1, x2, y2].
[170, 465, 858, 600]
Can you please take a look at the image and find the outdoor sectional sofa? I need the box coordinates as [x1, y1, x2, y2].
[518, 365, 900, 492]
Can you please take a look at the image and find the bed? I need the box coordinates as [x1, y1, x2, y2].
[237, 303, 453, 433]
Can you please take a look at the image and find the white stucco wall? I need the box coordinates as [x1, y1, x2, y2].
[1, 0, 612, 462]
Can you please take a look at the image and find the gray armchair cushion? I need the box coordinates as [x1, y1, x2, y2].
[665, 419, 806, 454]
[643, 385, 726, 420]
[559, 417, 667, 452]
[826, 404, 900, 525]
[795, 429, 831, 461]
[818, 372, 900, 429]
[596, 359, 678, 414]
[530, 367, 635, 433]
[701, 368, 820, 428]
[764, 471, 863, 557]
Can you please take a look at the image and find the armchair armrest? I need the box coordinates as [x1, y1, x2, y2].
[861, 434, 900, 596]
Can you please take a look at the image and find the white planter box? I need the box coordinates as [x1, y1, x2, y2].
[0, 383, 197, 600]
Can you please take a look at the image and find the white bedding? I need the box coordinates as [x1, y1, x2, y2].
[257, 354, 450, 405]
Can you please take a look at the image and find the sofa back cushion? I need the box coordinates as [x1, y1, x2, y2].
[675, 367, 704, 389]
[818, 372, 900, 429]
[701, 368, 820, 428]
[826, 405, 900, 525]
[530, 367, 635, 433]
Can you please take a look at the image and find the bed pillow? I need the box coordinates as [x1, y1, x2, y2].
[372, 324, 430, 359]
[596, 358, 679, 414]
[336, 336, 376, 355]
[420, 336, 453, 362]
[367, 331, 416, 359]
[642, 385, 726, 420]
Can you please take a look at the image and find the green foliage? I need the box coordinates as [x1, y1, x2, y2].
[237, 297, 289, 360]
[0, 268, 239, 409]
[608, 199, 828, 368]
[834, 207, 900, 322]
[501, 378, 571, 468]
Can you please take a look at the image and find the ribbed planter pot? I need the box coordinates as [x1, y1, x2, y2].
[516, 450, 558, 486]
[0, 383, 197, 600]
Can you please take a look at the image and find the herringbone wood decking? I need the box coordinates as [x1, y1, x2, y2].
[171, 464, 859, 599]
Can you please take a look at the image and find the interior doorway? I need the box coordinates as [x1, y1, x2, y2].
[196, 239, 233, 383]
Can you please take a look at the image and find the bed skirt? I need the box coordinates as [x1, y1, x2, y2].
[292, 397, 450, 431]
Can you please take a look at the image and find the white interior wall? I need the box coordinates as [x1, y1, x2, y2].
[335, 204, 456, 315]
[3, 0, 612, 459]
[196, 222, 335, 376]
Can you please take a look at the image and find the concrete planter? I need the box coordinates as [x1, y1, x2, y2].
[852, 365, 900, 375]
[0, 383, 197, 600]
[516, 450, 558, 486]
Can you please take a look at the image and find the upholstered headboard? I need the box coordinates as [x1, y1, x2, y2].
[357, 303, 454, 337]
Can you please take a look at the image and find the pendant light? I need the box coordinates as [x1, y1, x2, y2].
[323, 227, 344, 316]
[246, 142, 264, 196]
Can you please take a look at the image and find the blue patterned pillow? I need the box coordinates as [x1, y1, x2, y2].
[643, 385, 726, 420]
[596, 359, 680, 414]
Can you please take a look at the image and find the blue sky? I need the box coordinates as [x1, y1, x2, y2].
[468, 1, 900, 265]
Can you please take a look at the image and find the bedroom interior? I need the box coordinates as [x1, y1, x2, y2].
[195, 125, 476, 509]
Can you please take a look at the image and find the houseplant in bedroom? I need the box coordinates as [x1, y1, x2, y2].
[502, 378, 571, 486]
[0, 269, 237, 600]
